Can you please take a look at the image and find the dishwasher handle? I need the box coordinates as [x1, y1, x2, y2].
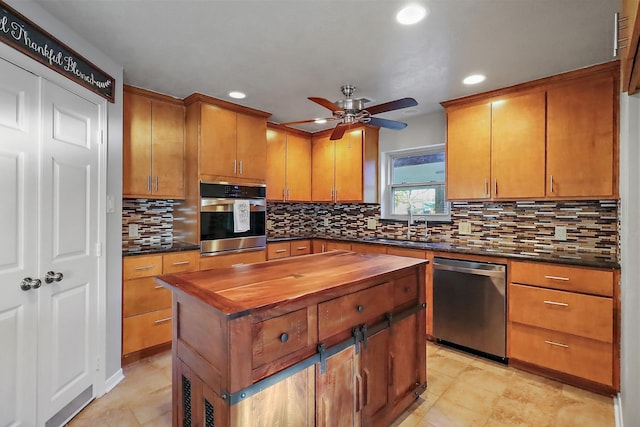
[433, 261, 506, 278]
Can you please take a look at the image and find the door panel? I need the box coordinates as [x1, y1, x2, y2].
[0, 57, 39, 427]
[39, 80, 100, 424]
[311, 135, 334, 202]
[335, 130, 363, 202]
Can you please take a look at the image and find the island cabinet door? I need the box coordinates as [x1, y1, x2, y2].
[316, 345, 360, 427]
[361, 328, 390, 426]
[175, 360, 229, 427]
[390, 313, 423, 404]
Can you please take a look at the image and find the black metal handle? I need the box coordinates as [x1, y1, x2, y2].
[357, 305, 364, 312]
[280, 333, 289, 343]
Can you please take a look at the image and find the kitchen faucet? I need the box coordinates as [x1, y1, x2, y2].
[407, 206, 413, 240]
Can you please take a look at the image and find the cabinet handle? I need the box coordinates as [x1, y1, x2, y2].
[389, 353, 395, 385]
[484, 179, 489, 197]
[544, 275, 570, 281]
[334, 188, 338, 201]
[355, 373, 363, 413]
[296, 246, 307, 250]
[283, 188, 286, 201]
[549, 175, 554, 193]
[154, 285, 164, 289]
[275, 249, 287, 253]
[135, 265, 155, 270]
[172, 261, 190, 266]
[147, 176, 151, 192]
[494, 180, 497, 196]
[154, 176, 158, 192]
[330, 188, 334, 200]
[544, 340, 568, 348]
[321, 244, 325, 252]
[362, 368, 370, 406]
[154, 317, 172, 324]
[543, 300, 569, 307]
[233, 159, 237, 174]
[239, 160, 243, 175]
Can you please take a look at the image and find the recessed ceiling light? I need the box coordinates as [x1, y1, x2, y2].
[314, 118, 327, 124]
[228, 91, 246, 99]
[463, 74, 486, 85]
[396, 4, 428, 25]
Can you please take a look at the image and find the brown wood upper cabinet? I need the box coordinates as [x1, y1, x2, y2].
[442, 61, 619, 201]
[621, 0, 640, 94]
[123, 86, 185, 199]
[266, 124, 311, 201]
[311, 126, 379, 203]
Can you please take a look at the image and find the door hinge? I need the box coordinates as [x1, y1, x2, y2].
[96, 242, 102, 257]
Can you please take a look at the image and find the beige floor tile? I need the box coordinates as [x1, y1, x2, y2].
[469, 356, 513, 378]
[438, 380, 499, 419]
[555, 399, 615, 427]
[426, 370, 455, 398]
[129, 385, 172, 425]
[428, 352, 473, 378]
[426, 396, 491, 427]
[485, 395, 557, 427]
[455, 365, 511, 395]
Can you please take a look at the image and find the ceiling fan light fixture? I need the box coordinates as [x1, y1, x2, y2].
[463, 74, 486, 85]
[396, 4, 428, 25]
[228, 90, 246, 99]
[314, 118, 328, 124]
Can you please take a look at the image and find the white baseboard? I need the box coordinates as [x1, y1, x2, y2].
[614, 392, 623, 427]
[104, 368, 125, 394]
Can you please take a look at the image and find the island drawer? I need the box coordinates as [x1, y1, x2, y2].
[510, 261, 613, 296]
[318, 282, 394, 340]
[123, 277, 172, 317]
[393, 272, 419, 308]
[252, 307, 311, 369]
[123, 254, 163, 280]
[510, 322, 613, 386]
[163, 251, 199, 274]
[509, 284, 613, 342]
[122, 308, 172, 354]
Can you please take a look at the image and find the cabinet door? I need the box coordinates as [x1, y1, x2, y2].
[446, 103, 491, 200]
[237, 113, 267, 180]
[286, 133, 312, 201]
[316, 345, 359, 427]
[123, 91, 152, 197]
[491, 91, 546, 199]
[361, 328, 390, 424]
[390, 313, 421, 403]
[266, 128, 286, 200]
[622, 0, 640, 93]
[335, 130, 363, 202]
[151, 100, 185, 198]
[547, 76, 615, 198]
[312, 135, 335, 202]
[200, 103, 237, 177]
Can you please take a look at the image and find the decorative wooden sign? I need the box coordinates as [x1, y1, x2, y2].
[0, 2, 115, 102]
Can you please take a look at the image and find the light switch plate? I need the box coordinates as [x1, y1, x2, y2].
[554, 225, 567, 241]
[128, 223, 139, 238]
[458, 221, 471, 235]
[367, 218, 377, 230]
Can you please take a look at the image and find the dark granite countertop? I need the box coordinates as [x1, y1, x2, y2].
[122, 240, 200, 257]
[267, 235, 619, 269]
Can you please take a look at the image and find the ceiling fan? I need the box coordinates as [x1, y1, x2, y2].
[282, 85, 418, 140]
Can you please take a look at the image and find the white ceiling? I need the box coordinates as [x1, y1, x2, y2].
[33, 0, 617, 132]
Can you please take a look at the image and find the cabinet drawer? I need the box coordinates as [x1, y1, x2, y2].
[123, 277, 172, 317]
[319, 283, 393, 341]
[393, 273, 419, 308]
[509, 323, 613, 386]
[509, 284, 612, 342]
[122, 308, 172, 355]
[386, 247, 426, 259]
[252, 308, 310, 369]
[290, 240, 311, 256]
[163, 250, 199, 274]
[123, 255, 163, 280]
[268, 242, 291, 260]
[510, 261, 613, 296]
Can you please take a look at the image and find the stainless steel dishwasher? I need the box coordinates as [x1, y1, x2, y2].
[432, 257, 507, 360]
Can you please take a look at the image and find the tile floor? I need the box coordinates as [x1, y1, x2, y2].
[67, 342, 615, 427]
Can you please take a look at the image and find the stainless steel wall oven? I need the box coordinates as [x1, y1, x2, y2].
[200, 182, 266, 255]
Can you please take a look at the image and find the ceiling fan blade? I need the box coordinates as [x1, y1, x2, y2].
[309, 97, 343, 112]
[330, 123, 351, 140]
[280, 117, 337, 126]
[367, 117, 408, 130]
[365, 97, 418, 115]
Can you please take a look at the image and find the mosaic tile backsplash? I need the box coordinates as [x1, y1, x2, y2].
[267, 200, 619, 258]
[122, 199, 175, 245]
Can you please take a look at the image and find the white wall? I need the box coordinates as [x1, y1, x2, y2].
[5, 0, 124, 390]
[619, 92, 640, 427]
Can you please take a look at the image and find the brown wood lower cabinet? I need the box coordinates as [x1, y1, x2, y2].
[159, 251, 427, 426]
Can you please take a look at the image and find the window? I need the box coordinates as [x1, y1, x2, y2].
[384, 144, 449, 221]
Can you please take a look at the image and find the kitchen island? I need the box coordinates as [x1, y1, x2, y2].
[156, 250, 428, 427]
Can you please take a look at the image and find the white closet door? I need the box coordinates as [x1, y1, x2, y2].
[38, 80, 101, 425]
[0, 57, 40, 427]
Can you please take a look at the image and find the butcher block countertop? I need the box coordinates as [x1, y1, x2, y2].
[156, 250, 428, 319]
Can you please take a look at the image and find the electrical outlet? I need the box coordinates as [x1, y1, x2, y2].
[367, 218, 377, 230]
[458, 221, 471, 235]
[324, 218, 330, 227]
[128, 223, 139, 238]
[554, 225, 567, 241]
[266, 220, 273, 230]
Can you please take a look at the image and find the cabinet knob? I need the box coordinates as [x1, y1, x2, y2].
[357, 305, 364, 312]
[280, 333, 289, 343]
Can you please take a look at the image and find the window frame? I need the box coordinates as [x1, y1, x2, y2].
[381, 144, 450, 222]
